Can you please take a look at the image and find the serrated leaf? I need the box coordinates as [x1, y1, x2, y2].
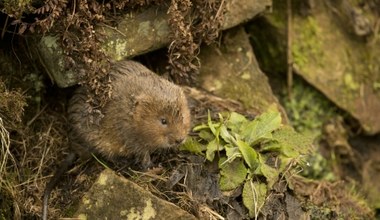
[226, 112, 248, 133]
[236, 140, 258, 170]
[241, 110, 282, 145]
[219, 158, 247, 191]
[242, 180, 267, 218]
[179, 138, 205, 155]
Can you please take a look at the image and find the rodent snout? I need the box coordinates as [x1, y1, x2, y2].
[175, 138, 185, 145]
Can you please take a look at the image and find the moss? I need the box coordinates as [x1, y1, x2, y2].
[373, 82, 380, 91]
[343, 73, 360, 91]
[292, 16, 324, 70]
[218, 75, 271, 110]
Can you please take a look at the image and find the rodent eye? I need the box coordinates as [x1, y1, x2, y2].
[161, 118, 167, 125]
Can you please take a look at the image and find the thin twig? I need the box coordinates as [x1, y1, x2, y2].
[1, 15, 9, 39]
[287, 0, 293, 99]
[98, 24, 127, 37]
[27, 104, 48, 126]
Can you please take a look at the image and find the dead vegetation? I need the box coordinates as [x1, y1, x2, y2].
[167, 0, 225, 84]
[3, 0, 224, 109]
[0, 75, 69, 219]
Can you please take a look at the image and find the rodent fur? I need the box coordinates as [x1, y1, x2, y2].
[68, 60, 191, 161]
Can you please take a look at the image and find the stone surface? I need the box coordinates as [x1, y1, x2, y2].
[198, 26, 288, 121]
[35, 36, 79, 87]
[223, 0, 272, 30]
[34, 0, 272, 88]
[73, 169, 196, 220]
[100, 6, 170, 62]
[249, 0, 380, 134]
[292, 2, 380, 134]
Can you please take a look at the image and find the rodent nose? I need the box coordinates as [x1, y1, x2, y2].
[175, 138, 185, 145]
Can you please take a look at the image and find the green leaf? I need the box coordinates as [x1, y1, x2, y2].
[219, 124, 236, 144]
[205, 139, 220, 161]
[226, 112, 248, 133]
[219, 157, 247, 191]
[223, 145, 241, 165]
[205, 110, 222, 147]
[236, 139, 258, 170]
[207, 110, 218, 136]
[272, 125, 312, 157]
[256, 155, 279, 188]
[260, 141, 282, 152]
[241, 110, 282, 145]
[193, 123, 209, 131]
[261, 163, 278, 188]
[179, 138, 205, 155]
[242, 180, 267, 218]
[198, 130, 214, 142]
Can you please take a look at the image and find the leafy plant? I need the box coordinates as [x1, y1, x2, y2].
[181, 109, 312, 218]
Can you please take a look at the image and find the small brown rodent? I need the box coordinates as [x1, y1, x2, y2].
[43, 60, 190, 220]
[68, 60, 191, 162]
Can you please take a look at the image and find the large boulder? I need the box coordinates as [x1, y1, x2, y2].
[247, 0, 380, 134]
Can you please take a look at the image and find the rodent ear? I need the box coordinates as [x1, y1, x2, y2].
[134, 94, 150, 107]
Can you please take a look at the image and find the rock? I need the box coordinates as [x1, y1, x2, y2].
[73, 169, 196, 220]
[247, 0, 380, 134]
[223, 0, 272, 30]
[198, 26, 288, 121]
[35, 36, 79, 88]
[33, 0, 272, 88]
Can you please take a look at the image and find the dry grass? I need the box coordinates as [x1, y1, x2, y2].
[0, 75, 71, 219]
[0, 117, 13, 183]
[0, 117, 19, 219]
[1, 118, 68, 219]
[12, 108, 69, 219]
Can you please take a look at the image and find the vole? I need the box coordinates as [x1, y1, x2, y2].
[42, 60, 191, 220]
